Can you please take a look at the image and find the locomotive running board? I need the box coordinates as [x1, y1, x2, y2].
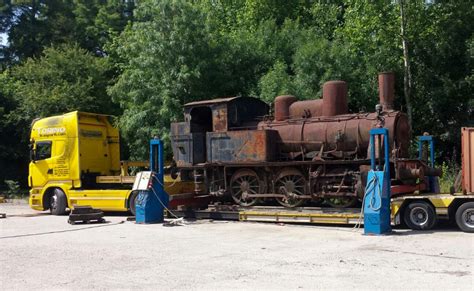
[169, 205, 363, 225]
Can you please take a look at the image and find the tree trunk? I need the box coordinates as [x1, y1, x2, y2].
[399, 0, 413, 130]
[30, 0, 38, 57]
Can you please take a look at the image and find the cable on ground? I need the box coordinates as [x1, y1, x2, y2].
[0, 220, 125, 240]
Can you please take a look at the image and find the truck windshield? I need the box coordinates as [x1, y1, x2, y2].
[36, 141, 52, 160]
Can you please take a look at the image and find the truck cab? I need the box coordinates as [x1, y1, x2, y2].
[28, 111, 192, 215]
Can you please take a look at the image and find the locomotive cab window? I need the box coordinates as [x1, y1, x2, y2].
[227, 100, 269, 130]
[190, 106, 212, 133]
[35, 141, 52, 160]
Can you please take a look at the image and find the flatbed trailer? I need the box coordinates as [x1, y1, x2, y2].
[168, 127, 474, 233]
[169, 192, 474, 232]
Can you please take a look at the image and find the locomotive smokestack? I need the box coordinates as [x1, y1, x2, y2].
[378, 72, 395, 111]
[274, 95, 297, 121]
[322, 81, 348, 116]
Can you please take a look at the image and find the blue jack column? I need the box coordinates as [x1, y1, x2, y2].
[364, 128, 392, 235]
[418, 135, 439, 193]
[135, 138, 168, 224]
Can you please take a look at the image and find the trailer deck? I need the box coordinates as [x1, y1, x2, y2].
[168, 193, 474, 232]
[170, 205, 362, 224]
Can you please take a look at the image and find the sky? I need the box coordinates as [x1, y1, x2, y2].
[1, 33, 8, 46]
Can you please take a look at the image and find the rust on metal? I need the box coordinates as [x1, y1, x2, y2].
[169, 73, 442, 208]
[184, 96, 242, 107]
[322, 80, 348, 116]
[259, 111, 409, 160]
[207, 130, 277, 163]
[212, 105, 228, 132]
[462, 127, 474, 194]
[378, 72, 395, 111]
[274, 95, 297, 121]
[289, 99, 323, 119]
[383, 112, 410, 158]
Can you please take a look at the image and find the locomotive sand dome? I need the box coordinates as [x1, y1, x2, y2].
[170, 72, 439, 208]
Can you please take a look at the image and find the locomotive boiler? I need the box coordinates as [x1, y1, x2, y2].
[170, 72, 439, 208]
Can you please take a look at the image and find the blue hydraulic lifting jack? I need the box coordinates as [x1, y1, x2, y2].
[363, 128, 392, 235]
[418, 135, 440, 193]
[134, 138, 169, 224]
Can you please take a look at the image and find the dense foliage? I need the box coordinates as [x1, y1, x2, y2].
[0, 0, 472, 187]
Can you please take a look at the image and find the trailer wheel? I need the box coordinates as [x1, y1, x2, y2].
[455, 202, 474, 233]
[403, 201, 437, 230]
[50, 188, 67, 215]
[129, 191, 138, 216]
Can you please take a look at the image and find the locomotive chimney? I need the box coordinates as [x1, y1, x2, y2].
[274, 95, 297, 121]
[378, 72, 395, 111]
[322, 80, 348, 116]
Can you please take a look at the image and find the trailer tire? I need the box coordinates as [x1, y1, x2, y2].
[455, 202, 474, 233]
[129, 191, 138, 216]
[50, 188, 67, 215]
[403, 201, 437, 231]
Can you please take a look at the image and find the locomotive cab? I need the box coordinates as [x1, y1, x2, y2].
[170, 97, 271, 167]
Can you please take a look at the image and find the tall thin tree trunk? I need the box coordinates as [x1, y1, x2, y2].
[30, 0, 38, 56]
[400, 0, 413, 130]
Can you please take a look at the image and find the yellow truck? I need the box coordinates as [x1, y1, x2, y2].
[28, 111, 191, 215]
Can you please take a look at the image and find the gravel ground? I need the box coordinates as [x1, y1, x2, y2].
[0, 201, 473, 290]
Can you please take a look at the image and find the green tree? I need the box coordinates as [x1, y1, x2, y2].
[72, 0, 134, 54]
[8, 43, 115, 125]
[1, 0, 77, 63]
[0, 71, 27, 187]
[0, 0, 134, 65]
[109, 0, 217, 158]
[405, 1, 473, 157]
[258, 60, 294, 103]
[0, 43, 116, 187]
[110, 0, 294, 157]
[0, 71, 20, 159]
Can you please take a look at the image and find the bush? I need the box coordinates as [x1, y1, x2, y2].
[3, 180, 20, 198]
[439, 161, 461, 194]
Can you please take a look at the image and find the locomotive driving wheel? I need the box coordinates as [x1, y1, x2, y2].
[230, 169, 264, 207]
[323, 168, 357, 208]
[275, 168, 306, 208]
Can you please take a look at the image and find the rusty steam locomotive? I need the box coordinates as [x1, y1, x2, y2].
[170, 72, 440, 208]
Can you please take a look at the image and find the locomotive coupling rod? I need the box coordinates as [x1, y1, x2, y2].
[244, 193, 357, 199]
[314, 192, 357, 197]
[244, 193, 313, 199]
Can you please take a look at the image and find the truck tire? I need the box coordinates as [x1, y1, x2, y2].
[455, 202, 474, 233]
[403, 201, 437, 231]
[50, 188, 67, 215]
[129, 191, 138, 216]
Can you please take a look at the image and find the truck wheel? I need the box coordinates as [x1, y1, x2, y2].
[129, 192, 138, 216]
[455, 202, 474, 233]
[403, 201, 437, 230]
[50, 188, 67, 215]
